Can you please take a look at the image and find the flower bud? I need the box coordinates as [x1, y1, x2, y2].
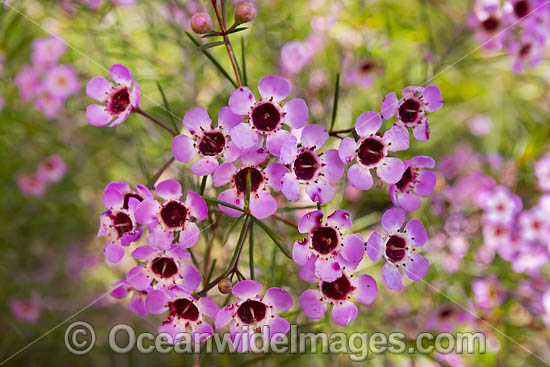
[218, 278, 233, 294]
[191, 12, 212, 34]
[234, 1, 257, 24]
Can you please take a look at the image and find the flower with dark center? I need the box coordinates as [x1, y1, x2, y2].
[513, 0, 529, 18]
[300, 270, 378, 326]
[86, 64, 140, 127]
[389, 155, 436, 212]
[151, 257, 179, 279]
[234, 167, 264, 194]
[170, 298, 200, 321]
[172, 106, 241, 176]
[113, 211, 133, 237]
[367, 208, 429, 290]
[251, 102, 281, 132]
[215, 280, 293, 352]
[293, 151, 320, 181]
[357, 137, 386, 167]
[236, 300, 267, 324]
[123, 193, 143, 210]
[481, 16, 500, 32]
[293, 210, 364, 282]
[381, 86, 442, 141]
[228, 75, 309, 152]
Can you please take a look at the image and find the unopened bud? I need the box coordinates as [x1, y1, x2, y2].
[191, 12, 212, 34]
[218, 278, 233, 294]
[234, 1, 257, 24]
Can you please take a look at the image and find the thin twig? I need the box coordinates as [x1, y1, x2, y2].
[148, 157, 175, 189]
[135, 108, 178, 136]
[272, 213, 298, 229]
[211, 0, 243, 86]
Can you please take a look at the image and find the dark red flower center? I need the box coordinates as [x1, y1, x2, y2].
[519, 43, 532, 57]
[236, 300, 267, 324]
[198, 131, 226, 156]
[481, 16, 500, 32]
[114, 212, 133, 237]
[160, 201, 188, 228]
[398, 98, 421, 124]
[123, 193, 143, 210]
[108, 88, 130, 115]
[151, 257, 179, 278]
[360, 60, 375, 73]
[293, 151, 319, 181]
[321, 274, 352, 300]
[357, 138, 385, 166]
[514, 0, 529, 18]
[234, 167, 263, 194]
[395, 167, 415, 192]
[311, 226, 339, 254]
[170, 298, 199, 321]
[385, 235, 407, 262]
[251, 102, 280, 132]
[439, 307, 454, 318]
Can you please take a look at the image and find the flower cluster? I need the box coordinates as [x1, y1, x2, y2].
[468, 0, 550, 72]
[17, 154, 67, 197]
[89, 56, 441, 343]
[15, 37, 80, 118]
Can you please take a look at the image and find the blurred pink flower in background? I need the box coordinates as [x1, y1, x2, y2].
[10, 292, 41, 323]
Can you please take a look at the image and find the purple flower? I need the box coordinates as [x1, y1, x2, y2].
[171, 106, 242, 176]
[381, 86, 442, 141]
[389, 155, 436, 212]
[36, 154, 67, 183]
[507, 31, 545, 73]
[126, 244, 198, 290]
[467, 3, 506, 51]
[43, 64, 80, 98]
[472, 276, 505, 310]
[279, 41, 313, 75]
[110, 280, 149, 316]
[366, 208, 429, 290]
[346, 59, 383, 89]
[212, 149, 281, 219]
[15, 65, 40, 101]
[518, 209, 550, 243]
[535, 154, 550, 191]
[155, 285, 219, 344]
[425, 304, 472, 333]
[10, 292, 41, 323]
[85, 64, 140, 127]
[300, 270, 378, 326]
[34, 91, 65, 119]
[278, 124, 344, 204]
[31, 37, 66, 67]
[135, 179, 207, 234]
[17, 173, 47, 197]
[339, 111, 409, 190]
[227, 75, 309, 153]
[292, 210, 364, 282]
[215, 280, 293, 352]
[483, 186, 522, 223]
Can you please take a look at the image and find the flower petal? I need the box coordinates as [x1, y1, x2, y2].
[355, 111, 382, 137]
[383, 125, 410, 152]
[300, 124, 328, 148]
[341, 233, 364, 263]
[347, 164, 373, 190]
[331, 301, 358, 326]
[354, 274, 378, 305]
[215, 305, 235, 330]
[102, 188, 124, 209]
[327, 210, 352, 229]
[264, 287, 293, 310]
[381, 208, 405, 233]
[377, 157, 405, 184]
[394, 191, 421, 212]
[300, 289, 326, 320]
[217, 189, 244, 217]
[198, 297, 219, 319]
[250, 190, 278, 219]
[146, 289, 169, 314]
[104, 241, 124, 263]
[298, 210, 323, 233]
[126, 266, 150, 291]
[415, 170, 436, 197]
[280, 136, 298, 165]
[423, 86, 442, 112]
[281, 172, 301, 201]
[218, 105, 242, 130]
[86, 76, 112, 102]
[108, 109, 131, 127]
[322, 149, 344, 180]
[381, 92, 398, 119]
[266, 315, 290, 343]
[258, 75, 290, 102]
[86, 104, 112, 127]
[213, 162, 236, 187]
[338, 137, 357, 164]
[231, 123, 258, 150]
[131, 245, 157, 260]
[366, 232, 383, 262]
[171, 135, 196, 163]
[382, 263, 402, 290]
[180, 264, 201, 291]
[413, 118, 430, 142]
[283, 98, 309, 128]
[314, 258, 342, 282]
[265, 163, 288, 191]
[405, 219, 427, 246]
[110, 64, 133, 87]
[183, 106, 211, 134]
[155, 179, 182, 200]
[404, 253, 429, 281]
[266, 129, 291, 156]
[186, 191, 208, 221]
[228, 86, 255, 115]
[179, 222, 200, 248]
[292, 239, 311, 266]
[190, 158, 219, 176]
[306, 178, 335, 204]
[232, 280, 262, 299]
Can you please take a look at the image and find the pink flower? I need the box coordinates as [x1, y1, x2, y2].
[36, 154, 67, 183]
[212, 149, 281, 219]
[346, 59, 384, 89]
[292, 210, 364, 282]
[110, 280, 149, 316]
[366, 208, 429, 290]
[227, 75, 309, 153]
[300, 270, 378, 326]
[34, 91, 65, 118]
[339, 111, 409, 190]
[468, 114, 493, 136]
[507, 31, 545, 73]
[381, 86, 442, 141]
[279, 41, 313, 75]
[15, 65, 40, 101]
[483, 186, 522, 223]
[85, 64, 140, 127]
[278, 124, 344, 204]
[389, 155, 436, 212]
[425, 304, 472, 332]
[171, 106, 242, 176]
[468, 3, 506, 51]
[215, 280, 293, 351]
[10, 292, 41, 323]
[535, 154, 550, 191]
[17, 173, 47, 197]
[31, 37, 66, 67]
[472, 276, 505, 310]
[43, 64, 80, 98]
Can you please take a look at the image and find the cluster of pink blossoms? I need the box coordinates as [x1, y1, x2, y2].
[15, 37, 80, 118]
[90, 64, 442, 345]
[17, 154, 67, 197]
[469, 0, 550, 72]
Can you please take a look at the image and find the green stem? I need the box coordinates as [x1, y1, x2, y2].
[249, 221, 254, 280]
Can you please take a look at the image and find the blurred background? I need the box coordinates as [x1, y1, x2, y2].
[0, 0, 549, 365]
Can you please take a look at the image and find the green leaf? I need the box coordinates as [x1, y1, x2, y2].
[185, 32, 237, 88]
[226, 27, 248, 35]
[225, 216, 251, 275]
[252, 217, 292, 259]
[249, 221, 254, 280]
[241, 37, 248, 86]
[330, 72, 340, 131]
[202, 196, 245, 212]
[198, 41, 225, 51]
[156, 82, 179, 133]
[199, 175, 208, 196]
